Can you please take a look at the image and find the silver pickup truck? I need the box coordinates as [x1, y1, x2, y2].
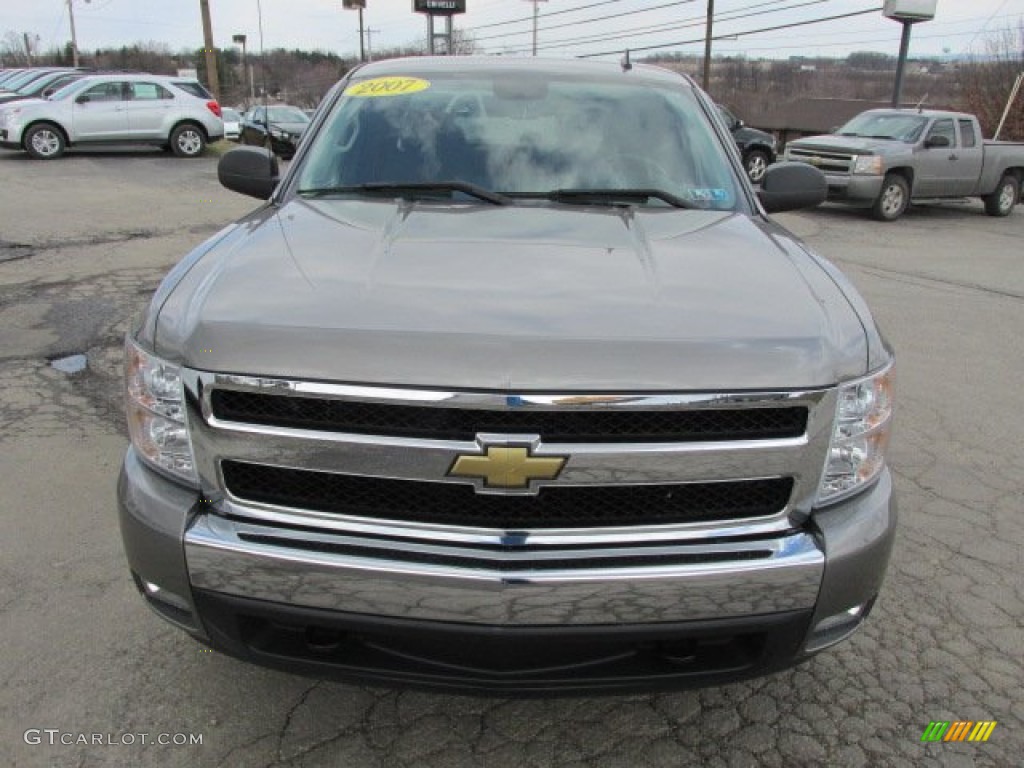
[785, 109, 1024, 221]
[118, 57, 896, 694]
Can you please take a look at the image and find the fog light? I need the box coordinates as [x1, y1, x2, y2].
[140, 578, 192, 612]
[805, 599, 875, 653]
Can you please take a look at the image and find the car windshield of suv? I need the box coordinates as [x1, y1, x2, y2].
[267, 106, 309, 123]
[837, 113, 929, 142]
[297, 71, 740, 210]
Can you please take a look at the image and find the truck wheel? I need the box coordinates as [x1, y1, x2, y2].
[984, 174, 1019, 217]
[871, 174, 909, 221]
[24, 123, 66, 160]
[170, 124, 206, 158]
[744, 150, 770, 184]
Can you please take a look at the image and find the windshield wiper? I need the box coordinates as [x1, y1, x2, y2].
[297, 181, 508, 206]
[509, 188, 695, 209]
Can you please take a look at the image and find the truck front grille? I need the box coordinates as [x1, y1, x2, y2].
[786, 148, 855, 175]
[211, 390, 807, 443]
[221, 460, 794, 529]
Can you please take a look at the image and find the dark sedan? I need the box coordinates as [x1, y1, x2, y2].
[240, 105, 310, 158]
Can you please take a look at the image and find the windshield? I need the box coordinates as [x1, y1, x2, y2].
[267, 106, 309, 123]
[297, 72, 740, 210]
[837, 112, 929, 142]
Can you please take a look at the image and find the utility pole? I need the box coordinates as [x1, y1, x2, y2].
[702, 0, 714, 91]
[524, 0, 546, 56]
[359, 7, 366, 62]
[67, 0, 89, 67]
[199, 0, 221, 103]
[532, 1, 539, 56]
[365, 28, 379, 61]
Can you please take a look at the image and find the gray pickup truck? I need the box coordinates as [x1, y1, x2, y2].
[785, 108, 1024, 221]
[118, 57, 896, 694]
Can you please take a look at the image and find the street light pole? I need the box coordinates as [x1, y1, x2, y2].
[891, 20, 912, 107]
[232, 34, 252, 103]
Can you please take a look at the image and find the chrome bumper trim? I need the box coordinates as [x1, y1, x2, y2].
[185, 515, 825, 625]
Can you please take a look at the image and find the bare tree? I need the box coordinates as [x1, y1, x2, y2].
[1, 30, 33, 66]
[958, 22, 1024, 140]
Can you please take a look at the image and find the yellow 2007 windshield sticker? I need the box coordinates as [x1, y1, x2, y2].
[345, 77, 431, 98]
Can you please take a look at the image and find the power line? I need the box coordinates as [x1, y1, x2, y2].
[478, 0, 833, 55]
[711, 25, 1024, 56]
[963, 0, 1011, 52]
[576, 6, 885, 58]
[472, 0, 699, 43]
[463, 0, 629, 32]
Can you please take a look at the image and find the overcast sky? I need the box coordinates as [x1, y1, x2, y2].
[3, 0, 1020, 61]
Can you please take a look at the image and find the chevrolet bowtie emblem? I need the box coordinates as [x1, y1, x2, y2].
[449, 446, 567, 489]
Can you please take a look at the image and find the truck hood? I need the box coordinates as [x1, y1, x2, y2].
[788, 134, 908, 155]
[154, 200, 870, 390]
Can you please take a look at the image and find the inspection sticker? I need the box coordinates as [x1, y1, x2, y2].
[345, 77, 431, 98]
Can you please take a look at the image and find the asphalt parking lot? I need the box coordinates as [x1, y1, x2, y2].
[0, 147, 1021, 768]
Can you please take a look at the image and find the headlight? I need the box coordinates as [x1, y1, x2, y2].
[852, 155, 883, 175]
[124, 337, 197, 486]
[817, 363, 894, 505]
[270, 128, 288, 139]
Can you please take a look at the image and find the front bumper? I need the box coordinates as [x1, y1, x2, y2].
[822, 173, 885, 207]
[118, 449, 896, 692]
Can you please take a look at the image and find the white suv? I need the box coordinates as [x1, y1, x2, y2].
[0, 73, 224, 159]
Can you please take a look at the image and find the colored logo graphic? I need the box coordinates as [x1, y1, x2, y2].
[449, 445, 567, 490]
[921, 721, 997, 743]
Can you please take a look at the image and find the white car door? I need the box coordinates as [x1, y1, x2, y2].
[126, 81, 175, 139]
[71, 81, 129, 141]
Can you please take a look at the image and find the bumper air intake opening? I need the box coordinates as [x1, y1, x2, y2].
[193, 590, 814, 693]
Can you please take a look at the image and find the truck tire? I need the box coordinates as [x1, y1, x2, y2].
[744, 149, 770, 184]
[871, 174, 909, 221]
[24, 123, 66, 160]
[983, 174, 1019, 217]
[169, 123, 206, 158]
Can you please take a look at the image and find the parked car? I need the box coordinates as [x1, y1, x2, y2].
[0, 70, 85, 106]
[0, 73, 224, 159]
[221, 107, 241, 141]
[119, 57, 900, 694]
[718, 104, 777, 184]
[0, 69, 30, 87]
[239, 104, 309, 158]
[785, 108, 1024, 220]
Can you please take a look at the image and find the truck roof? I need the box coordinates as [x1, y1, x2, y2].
[859, 107, 976, 121]
[350, 56, 696, 89]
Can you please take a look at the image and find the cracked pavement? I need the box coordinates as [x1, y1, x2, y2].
[1, 148, 1022, 767]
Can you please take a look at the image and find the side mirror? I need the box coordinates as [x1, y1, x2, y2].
[757, 161, 827, 214]
[924, 135, 950, 148]
[76, 94, 90, 104]
[218, 147, 280, 200]
[735, 119, 745, 130]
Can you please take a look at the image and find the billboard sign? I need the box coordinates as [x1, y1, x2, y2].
[414, 0, 466, 15]
[883, 0, 937, 21]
